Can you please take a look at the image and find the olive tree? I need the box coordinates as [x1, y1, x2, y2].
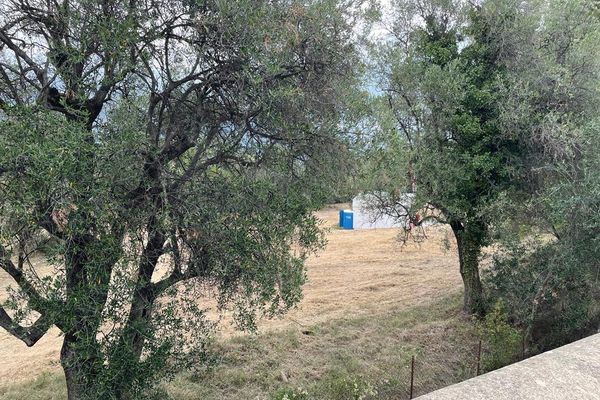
[369, 0, 600, 318]
[484, 0, 600, 350]
[0, 0, 362, 398]
[368, 0, 524, 315]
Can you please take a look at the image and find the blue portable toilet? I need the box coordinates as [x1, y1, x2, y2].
[339, 209, 345, 227]
[342, 210, 353, 230]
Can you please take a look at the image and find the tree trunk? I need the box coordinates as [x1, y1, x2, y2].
[61, 332, 112, 400]
[61, 335, 88, 400]
[451, 220, 486, 316]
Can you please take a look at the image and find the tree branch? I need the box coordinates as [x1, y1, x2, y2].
[0, 28, 45, 84]
[0, 248, 47, 309]
[0, 307, 52, 347]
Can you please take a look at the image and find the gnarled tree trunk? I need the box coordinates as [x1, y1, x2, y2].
[61, 331, 107, 400]
[61, 335, 86, 400]
[451, 219, 485, 316]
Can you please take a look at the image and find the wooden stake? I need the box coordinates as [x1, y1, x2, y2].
[476, 340, 482, 376]
[410, 354, 415, 399]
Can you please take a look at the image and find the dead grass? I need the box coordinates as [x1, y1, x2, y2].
[0, 203, 467, 396]
[166, 291, 479, 400]
[233, 204, 463, 334]
[0, 373, 65, 400]
[0, 292, 478, 400]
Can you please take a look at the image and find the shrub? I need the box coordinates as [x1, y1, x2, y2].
[316, 376, 377, 400]
[485, 237, 600, 352]
[477, 300, 520, 372]
[271, 387, 310, 400]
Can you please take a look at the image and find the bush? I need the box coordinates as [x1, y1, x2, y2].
[485, 238, 600, 352]
[271, 387, 310, 400]
[316, 376, 377, 400]
[477, 300, 520, 372]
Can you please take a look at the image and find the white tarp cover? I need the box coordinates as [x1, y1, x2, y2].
[351, 193, 415, 230]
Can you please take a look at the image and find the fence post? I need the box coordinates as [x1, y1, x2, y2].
[521, 331, 526, 360]
[409, 354, 415, 399]
[476, 340, 482, 376]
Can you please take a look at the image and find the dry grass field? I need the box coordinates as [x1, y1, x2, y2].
[0, 204, 467, 397]
[247, 204, 464, 331]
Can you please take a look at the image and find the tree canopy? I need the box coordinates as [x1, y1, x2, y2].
[0, 0, 364, 398]
[366, 0, 600, 316]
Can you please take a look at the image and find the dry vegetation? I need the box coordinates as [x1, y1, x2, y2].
[0, 205, 476, 399]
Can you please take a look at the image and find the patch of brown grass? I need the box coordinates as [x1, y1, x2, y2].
[0, 204, 465, 389]
[0, 292, 478, 400]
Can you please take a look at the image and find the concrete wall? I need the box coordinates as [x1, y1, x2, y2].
[417, 333, 600, 400]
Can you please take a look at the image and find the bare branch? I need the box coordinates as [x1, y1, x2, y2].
[0, 248, 47, 309]
[0, 27, 45, 84]
[0, 307, 52, 347]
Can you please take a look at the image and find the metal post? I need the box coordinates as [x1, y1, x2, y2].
[410, 355, 415, 399]
[476, 340, 482, 376]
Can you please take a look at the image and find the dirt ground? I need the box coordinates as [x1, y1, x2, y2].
[0, 204, 463, 384]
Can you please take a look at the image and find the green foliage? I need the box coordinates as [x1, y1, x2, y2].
[1, 293, 478, 400]
[486, 133, 600, 349]
[369, 0, 600, 319]
[272, 387, 310, 400]
[314, 376, 377, 400]
[0, 0, 365, 398]
[476, 300, 520, 372]
[368, 0, 532, 314]
[486, 238, 600, 351]
[483, 0, 600, 351]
